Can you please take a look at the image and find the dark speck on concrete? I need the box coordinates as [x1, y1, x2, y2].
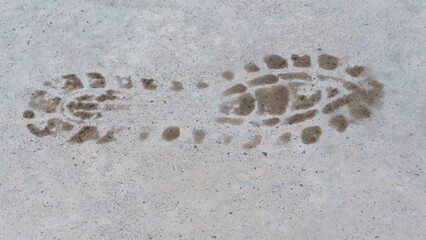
[262, 152, 268, 156]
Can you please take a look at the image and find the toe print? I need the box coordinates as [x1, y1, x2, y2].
[216, 52, 384, 147]
[23, 72, 134, 144]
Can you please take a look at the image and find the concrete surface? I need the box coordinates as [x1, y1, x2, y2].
[0, 0, 425, 239]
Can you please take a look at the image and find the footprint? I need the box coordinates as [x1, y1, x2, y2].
[23, 73, 133, 144]
[23, 52, 385, 149]
[217, 53, 384, 147]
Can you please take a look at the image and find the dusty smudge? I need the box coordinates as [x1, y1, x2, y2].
[248, 74, 278, 86]
[323, 94, 354, 114]
[301, 126, 322, 144]
[27, 124, 52, 137]
[76, 95, 94, 101]
[29, 91, 61, 113]
[219, 104, 232, 114]
[87, 72, 106, 88]
[327, 87, 339, 98]
[23, 110, 35, 119]
[285, 110, 318, 124]
[263, 55, 288, 69]
[343, 81, 361, 91]
[69, 126, 98, 143]
[103, 104, 129, 111]
[97, 130, 115, 144]
[62, 74, 84, 91]
[171, 81, 183, 91]
[222, 71, 234, 80]
[193, 129, 206, 143]
[142, 78, 158, 90]
[291, 54, 311, 67]
[278, 72, 312, 81]
[317, 75, 343, 82]
[244, 63, 260, 72]
[318, 54, 339, 70]
[43, 81, 54, 87]
[27, 119, 72, 137]
[196, 81, 209, 89]
[230, 93, 256, 116]
[329, 115, 347, 132]
[243, 135, 262, 149]
[346, 65, 365, 77]
[223, 84, 247, 96]
[117, 77, 133, 89]
[60, 121, 74, 131]
[139, 131, 150, 141]
[359, 78, 385, 105]
[66, 101, 98, 112]
[349, 104, 371, 119]
[73, 111, 96, 120]
[47, 118, 74, 131]
[292, 90, 322, 110]
[96, 90, 118, 102]
[255, 85, 290, 115]
[323, 78, 384, 115]
[279, 132, 292, 143]
[261, 117, 280, 126]
[216, 117, 243, 125]
[162, 126, 180, 141]
[223, 135, 233, 145]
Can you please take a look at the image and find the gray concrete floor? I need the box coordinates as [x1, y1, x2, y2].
[0, 0, 425, 239]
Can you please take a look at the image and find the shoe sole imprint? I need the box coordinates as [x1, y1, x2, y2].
[217, 53, 384, 147]
[23, 73, 134, 144]
[23, 53, 384, 148]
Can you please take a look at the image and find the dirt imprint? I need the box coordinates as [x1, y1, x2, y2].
[216, 52, 384, 148]
[23, 52, 384, 148]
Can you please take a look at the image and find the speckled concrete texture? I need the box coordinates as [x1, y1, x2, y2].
[1, 0, 425, 239]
